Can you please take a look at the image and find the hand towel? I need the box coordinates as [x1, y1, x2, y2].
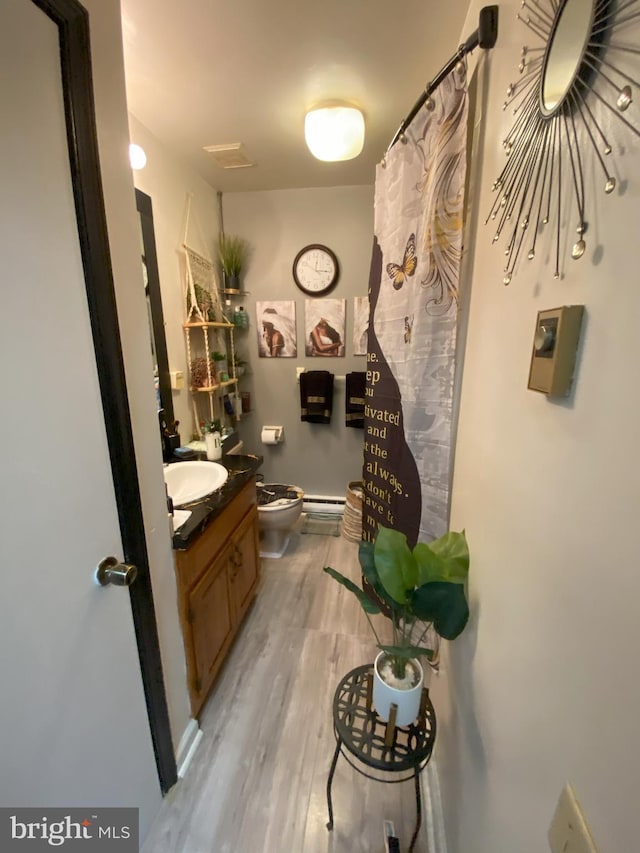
[345, 371, 366, 428]
[300, 370, 334, 424]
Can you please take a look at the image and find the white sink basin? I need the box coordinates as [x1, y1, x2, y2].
[164, 461, 228, 506]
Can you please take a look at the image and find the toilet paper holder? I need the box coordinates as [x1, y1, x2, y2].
[261, 425, 284, 445]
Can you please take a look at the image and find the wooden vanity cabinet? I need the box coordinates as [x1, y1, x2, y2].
[228, 508, 259, 624]
[174, 479, 260, 717]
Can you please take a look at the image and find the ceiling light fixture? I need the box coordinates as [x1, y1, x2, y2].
[304, 104, 365, 162]
[129, 143, 147, 170]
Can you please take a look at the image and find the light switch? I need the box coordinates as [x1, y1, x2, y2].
[548, 783, 598, 853]
[528, 305, 584, 397]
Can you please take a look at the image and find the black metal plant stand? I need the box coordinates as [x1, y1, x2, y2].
[326, 664, 436, 852]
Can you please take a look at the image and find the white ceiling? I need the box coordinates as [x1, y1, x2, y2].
[121, 0, 473, 193]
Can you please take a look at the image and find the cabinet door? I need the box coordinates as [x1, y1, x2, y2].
[228, 507, 260, 623]
[188, 547, 233, 715]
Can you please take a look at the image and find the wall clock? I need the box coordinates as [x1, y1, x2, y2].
[292, 244, 339, 295]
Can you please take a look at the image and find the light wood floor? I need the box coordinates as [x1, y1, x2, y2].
[143, 531, 431, 852]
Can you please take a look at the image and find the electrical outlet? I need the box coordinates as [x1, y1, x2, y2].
[548, 783, 598, 853]
[170, 370, 184, 390]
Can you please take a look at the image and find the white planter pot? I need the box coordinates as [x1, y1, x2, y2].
[204, 431, 222, 461]
[372, 652, 425, 727]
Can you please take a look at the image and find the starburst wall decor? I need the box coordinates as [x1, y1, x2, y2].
[488, 0, 640, 283]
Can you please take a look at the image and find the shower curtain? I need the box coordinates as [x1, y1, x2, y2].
[363, 63, 469, 548]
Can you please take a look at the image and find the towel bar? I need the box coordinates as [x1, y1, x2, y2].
[296, 369, 345, 383]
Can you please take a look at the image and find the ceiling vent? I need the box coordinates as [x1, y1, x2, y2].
[203, 143, 254, 169]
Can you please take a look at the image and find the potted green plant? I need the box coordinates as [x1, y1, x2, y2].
[210, 350, 229, 381]
[200, 418, 221, 435]
[216, 233, 250, 293]
[186, 282, 217, 321]
[324, 525, 469, 725]
[232, 354, 247, 378]
[200, 418, 222, 460]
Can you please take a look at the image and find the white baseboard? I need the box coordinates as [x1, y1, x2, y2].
[176, 718, 203, 779]
[421, 759, 448, 853]
[302, 495, 346, 515]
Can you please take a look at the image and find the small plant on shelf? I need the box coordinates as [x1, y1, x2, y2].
[200, 418, 221, 434]
[186, 283, 217, 322]
[216, 233, 250, 291]
[233, 354, 247, 377]
[210, 350, 229, 381]
[190, 356, 213, 388]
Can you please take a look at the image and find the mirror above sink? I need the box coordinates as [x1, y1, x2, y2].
[164, 461, 229, 506]
[136, 188, 174, 424]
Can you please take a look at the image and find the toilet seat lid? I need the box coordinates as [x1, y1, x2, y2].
[257, 483, 303, 507]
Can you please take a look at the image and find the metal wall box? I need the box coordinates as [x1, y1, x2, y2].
[528, 305, 584, 397]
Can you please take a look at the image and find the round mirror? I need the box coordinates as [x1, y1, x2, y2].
[541, 0, 596, 116]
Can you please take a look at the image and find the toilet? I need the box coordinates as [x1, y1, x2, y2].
[256, 483, 304, 558]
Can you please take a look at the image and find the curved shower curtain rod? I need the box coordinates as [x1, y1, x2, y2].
[386, 4, 499, 154]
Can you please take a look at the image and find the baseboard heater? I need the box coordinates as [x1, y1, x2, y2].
[302, 494, 346, 515]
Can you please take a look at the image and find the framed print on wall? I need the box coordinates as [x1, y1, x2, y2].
[353, 296, 368, 356]
[257, 301, 297, 357]
[305, 298, 345, 357]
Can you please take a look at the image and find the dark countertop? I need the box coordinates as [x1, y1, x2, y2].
[170, 453, 263, 550]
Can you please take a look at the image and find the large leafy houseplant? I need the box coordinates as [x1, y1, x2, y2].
[324, 525, 470, 681]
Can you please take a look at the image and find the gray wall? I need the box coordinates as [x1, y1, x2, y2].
[224, 185, 373, 496]
[430, 2, 640, 852]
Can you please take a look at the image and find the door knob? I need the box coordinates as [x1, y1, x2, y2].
[95, 556, 138, 587]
